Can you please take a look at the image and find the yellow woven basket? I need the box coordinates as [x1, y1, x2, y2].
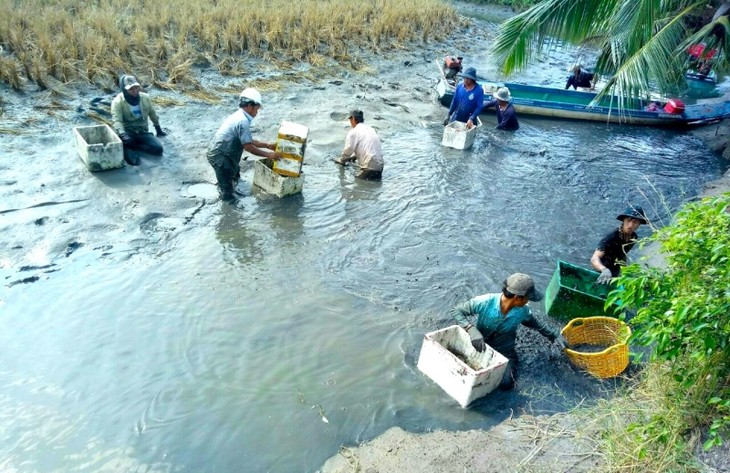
[561, 316, 631, 378]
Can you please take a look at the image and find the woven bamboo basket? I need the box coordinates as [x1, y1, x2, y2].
[561, 316, 631, 378]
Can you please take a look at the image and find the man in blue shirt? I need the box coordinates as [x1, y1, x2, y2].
[444, 67, 484, 129]
[450, 273, 568, 390]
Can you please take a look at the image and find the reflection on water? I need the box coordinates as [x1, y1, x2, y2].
[0, 112, 727, 472]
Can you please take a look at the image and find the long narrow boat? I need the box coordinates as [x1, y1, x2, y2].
[436, 71, 730, 127]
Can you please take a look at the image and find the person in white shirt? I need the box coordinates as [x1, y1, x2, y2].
[335, 109, 384, 180]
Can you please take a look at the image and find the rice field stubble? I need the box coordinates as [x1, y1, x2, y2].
[0, 0, 463, 92]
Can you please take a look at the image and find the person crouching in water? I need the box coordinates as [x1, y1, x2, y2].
[335, 109, 384, 180]
[591, 206, 648, 284]
[206, 88, 282, 203]
[482, 87, 519, 131]
[450, 273, 568, 390]
[111, 74, 167, 166]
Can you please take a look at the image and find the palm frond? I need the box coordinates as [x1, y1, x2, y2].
[681, 14, 730, 77]
[493, 0, 613, 75]
[595, 3, 698, 107]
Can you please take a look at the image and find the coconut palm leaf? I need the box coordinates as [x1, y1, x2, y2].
[597, 6, 692, 108]
[681, 14, 730, 76]
[493, 0, 614, 75]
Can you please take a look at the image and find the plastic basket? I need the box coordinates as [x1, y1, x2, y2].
[545, 260, 613, 321]
[561, 316, 631, 378]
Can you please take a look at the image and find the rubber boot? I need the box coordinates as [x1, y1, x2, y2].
[124, 149, 140, 166]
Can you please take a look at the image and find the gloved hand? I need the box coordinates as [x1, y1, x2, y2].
[467, 326, 485, 352]
[119, 132, 134, 147]
[443, 116, 450, 126]
[556, 334, 569, 350]
[596, 268, 613, 284]
[154, 125, 167, 137]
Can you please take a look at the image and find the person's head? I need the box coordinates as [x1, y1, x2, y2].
[239, 88, 263, 117]
[461, 67, 478, 87]
[502, 273, 544, 306]
[494, 87, 511, 105]
[572, 65, 582, 76]
[616, 206, 648, 234]
[348, 109, 364, 127]
[120, 74, 141, 96]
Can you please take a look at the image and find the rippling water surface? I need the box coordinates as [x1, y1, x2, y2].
[2, 111, 726, 471]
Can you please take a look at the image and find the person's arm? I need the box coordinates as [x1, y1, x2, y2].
[482, 98, 497, 110]
[522, 310, 560, 341]
[590, 249, 608, 272]
[110, 95, 127, 135]
[142, 94, 161, 128]
[449, 299, 477, 328]
[447, 85, 461, 117]
[337, 128, 357, 162]
[244, 141, 280, 159]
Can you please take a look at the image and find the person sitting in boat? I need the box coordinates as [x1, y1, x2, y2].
[591, 206, 648, 284]
[565, 65, 597, 90]
[443, 67, 484, 130]
[482, 87, 519, 131]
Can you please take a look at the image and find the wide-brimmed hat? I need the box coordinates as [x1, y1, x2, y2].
[494, 87, 511, 102]
[461, 67, 478, 81]
[504, 273, 544, 302]
[617, 206, 648, 224]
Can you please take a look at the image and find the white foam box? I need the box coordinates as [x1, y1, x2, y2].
[273, 121, 308, 177]
[417, 325, 508, 407]
[441, 117, 482, 150]
[73, 124, 124, 171]
[253, 158, 304, 198]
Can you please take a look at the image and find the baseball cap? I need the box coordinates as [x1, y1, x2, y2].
[504, 273, 544, 301]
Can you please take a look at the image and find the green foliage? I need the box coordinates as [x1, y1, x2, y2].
[492, 0, 723, 103]
[607, 193, 730, 449]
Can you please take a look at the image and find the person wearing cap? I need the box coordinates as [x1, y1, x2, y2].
[206, 88, 282, 202]
[335, 109, 384, 180]
[565, 65, 597, 90]
[591, 206, 648, 284]
[450, 273, 568, 390]
[443, 67, 484, 129]
[111, 74, 167, 166]
[482, 86, 519, 131]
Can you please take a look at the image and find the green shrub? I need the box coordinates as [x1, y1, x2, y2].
[609, 193, 730, 450]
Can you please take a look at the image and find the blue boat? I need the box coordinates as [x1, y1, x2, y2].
[436, 73, 730, 127]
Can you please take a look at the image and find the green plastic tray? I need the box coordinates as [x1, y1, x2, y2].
[544, 260, 613, 321]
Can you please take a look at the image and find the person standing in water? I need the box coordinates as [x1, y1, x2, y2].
[206, 88, 281, 203]
[482, 87, 519, 131]
[444, 67, 484, 130]
[591, 206, 649, 284]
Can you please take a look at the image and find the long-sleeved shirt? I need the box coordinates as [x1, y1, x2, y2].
[447, 82, 485, 123]
[450, 292, 558, 356]
[111, 92, 160, 135]
[483, 99, 519, 131]
[341, 123, 384, 171]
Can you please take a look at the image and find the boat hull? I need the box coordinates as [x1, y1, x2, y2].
[436, 77, 730, 127]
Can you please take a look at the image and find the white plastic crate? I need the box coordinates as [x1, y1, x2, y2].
[417, 325, 508, 407]
[73, 125, 124, 171]
[253, 159, 304, 198]
[273, 121, 308, 177]
[441, 117, 482, 150]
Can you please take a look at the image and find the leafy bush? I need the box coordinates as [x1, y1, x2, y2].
[609, 193, 730, 449]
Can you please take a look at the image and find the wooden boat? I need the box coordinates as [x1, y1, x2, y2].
[436, 72, 730, 127]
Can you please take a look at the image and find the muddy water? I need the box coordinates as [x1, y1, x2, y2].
[1, 114, 725, 472]
[1, 12, 728, 473]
